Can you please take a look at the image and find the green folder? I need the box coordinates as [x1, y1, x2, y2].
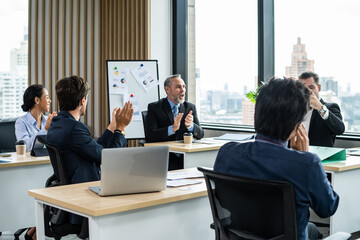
[309, 146, 346, 164]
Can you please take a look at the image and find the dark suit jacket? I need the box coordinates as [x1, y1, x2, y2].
[47, 110, 127, 184]
[214, 135, 339, 240]
[145, 98, 204, 142]
[309, 100, 345, 147]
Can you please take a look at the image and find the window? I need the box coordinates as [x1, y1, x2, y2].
[193, 0, 258, 126]
[0, 0, 28, 118]
[275, 0, 360, 133]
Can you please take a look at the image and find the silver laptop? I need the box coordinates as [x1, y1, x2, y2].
[89, 146, 169, 196]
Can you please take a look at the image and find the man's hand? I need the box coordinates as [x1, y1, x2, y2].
[309, 89, 322, 111]
[184, 110, 193, 128]
[172, 113, 184, 132]
[115, 101, 134, 131]
[45, 112, 57, 131]
[107, 107, 119, 132]
[290, 124, 309, 152]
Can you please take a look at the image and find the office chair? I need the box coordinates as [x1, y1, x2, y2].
[37, 135, 88, 240]
[198, 167, 298, 240]
[139, 110, 148, 146]
[0, 117, 31, 240]
[0, 117, 17, 153]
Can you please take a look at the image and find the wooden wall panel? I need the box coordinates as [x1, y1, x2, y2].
[29, 0, 150, 145]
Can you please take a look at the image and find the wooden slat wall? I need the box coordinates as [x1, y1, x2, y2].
[28, 0, 150, 146]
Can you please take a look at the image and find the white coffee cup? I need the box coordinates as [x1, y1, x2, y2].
[183, 132, 193, 144]
[15, 140, 26, 155]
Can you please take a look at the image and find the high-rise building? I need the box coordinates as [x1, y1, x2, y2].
[285, 37, 314, 79]
[0, 72, 27, 118]
[0, 28, 28, 118]
[241, 99, 254, 125]
[320, 77, 338, 96]
[10, 27, 28, 77]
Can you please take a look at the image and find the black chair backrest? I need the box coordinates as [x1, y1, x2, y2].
[37, 135, 68, 185]
[0, 117, 18, 153]
[141, 110, 148, 139]
[198, 167, 297, 240]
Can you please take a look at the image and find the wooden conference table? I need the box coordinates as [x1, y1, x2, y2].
[28, 168, 213, 240]
[144, 138, 227, 168]
[0, 152, 52, 231]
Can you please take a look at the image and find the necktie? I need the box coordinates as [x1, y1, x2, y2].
[172, 105, 179, 117]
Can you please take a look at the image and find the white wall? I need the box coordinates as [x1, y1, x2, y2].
[151, 0, 172, 99]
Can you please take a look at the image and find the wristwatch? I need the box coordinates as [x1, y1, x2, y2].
[318, 105, 328, 115]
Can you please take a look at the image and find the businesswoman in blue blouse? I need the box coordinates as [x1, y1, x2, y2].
[15, 84, 57, 239]
[15, 84, 57, 152]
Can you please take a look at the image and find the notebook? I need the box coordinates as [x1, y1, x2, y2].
[89, 145, 169, 196]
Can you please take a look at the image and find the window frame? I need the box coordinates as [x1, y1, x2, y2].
[173, 0, 360, 140]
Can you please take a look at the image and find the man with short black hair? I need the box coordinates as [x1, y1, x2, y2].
[299, 71, 345, 147]
[214, 78, 340, 240]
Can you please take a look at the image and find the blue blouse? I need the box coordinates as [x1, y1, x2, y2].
[15, 112, 48, 152]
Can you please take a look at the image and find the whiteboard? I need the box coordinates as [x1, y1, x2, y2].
[106, 60, 160, 139]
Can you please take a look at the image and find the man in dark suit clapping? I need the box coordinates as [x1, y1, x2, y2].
[48, 76, 133, 188]
[145, 74, 204, 169]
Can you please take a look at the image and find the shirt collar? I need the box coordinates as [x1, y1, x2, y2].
[167, 97, 180, 109]
[26, 111, 47, 127]
[255, 133, 288, 148]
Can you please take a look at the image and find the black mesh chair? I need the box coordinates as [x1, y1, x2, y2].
[37, 135, 88, 240]
[198, 167, 298, 240]
[0, 117, 17, 153]
[139, 110, 148, 146]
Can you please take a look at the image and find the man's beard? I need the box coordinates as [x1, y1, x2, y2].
[174, 96, 185, 104]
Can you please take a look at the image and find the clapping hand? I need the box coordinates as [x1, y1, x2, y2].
[172, 113, 184, 132]
[115, 101, 134, 131]
[45, 112, 58, 131]
[185, 110, 193, 128]
[107, 107, 119, 132]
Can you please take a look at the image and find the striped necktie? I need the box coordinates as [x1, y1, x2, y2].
[172, 105, 179, 117]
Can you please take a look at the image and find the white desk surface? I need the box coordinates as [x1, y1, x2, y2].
[28, 168, 207, 217]
[0, 152, 50, 168]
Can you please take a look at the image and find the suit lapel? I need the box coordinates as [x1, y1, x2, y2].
[179, 103, 185, 115]
[163, 98, 174, 124]
[309, 109, 317, 134]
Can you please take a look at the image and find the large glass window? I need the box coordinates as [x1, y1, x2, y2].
[194, 0, 258, 126]
[275, 0, 360, 133]
[0, 0, 28, 118]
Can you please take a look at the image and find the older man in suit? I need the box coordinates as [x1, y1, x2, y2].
[145, 74, 204, 169]
[299, 72, 345, 147]
[47, 75, 133, 225]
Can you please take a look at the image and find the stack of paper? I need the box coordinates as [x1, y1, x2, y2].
[166, 170, 203, 187]
[213, 133, 254, 141]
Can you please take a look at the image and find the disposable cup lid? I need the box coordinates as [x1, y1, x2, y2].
[15, 140, 26, 145]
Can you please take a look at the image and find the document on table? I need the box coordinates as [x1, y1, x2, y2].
[309, 146, 346, 163]
[167, 171, 204, 180]
[167, 170, 204, 187]
[346, 148, 360, 156]
[213, 133, 254, 141]
[167, 179, 202, 187]
[0, 157, 11, 163]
